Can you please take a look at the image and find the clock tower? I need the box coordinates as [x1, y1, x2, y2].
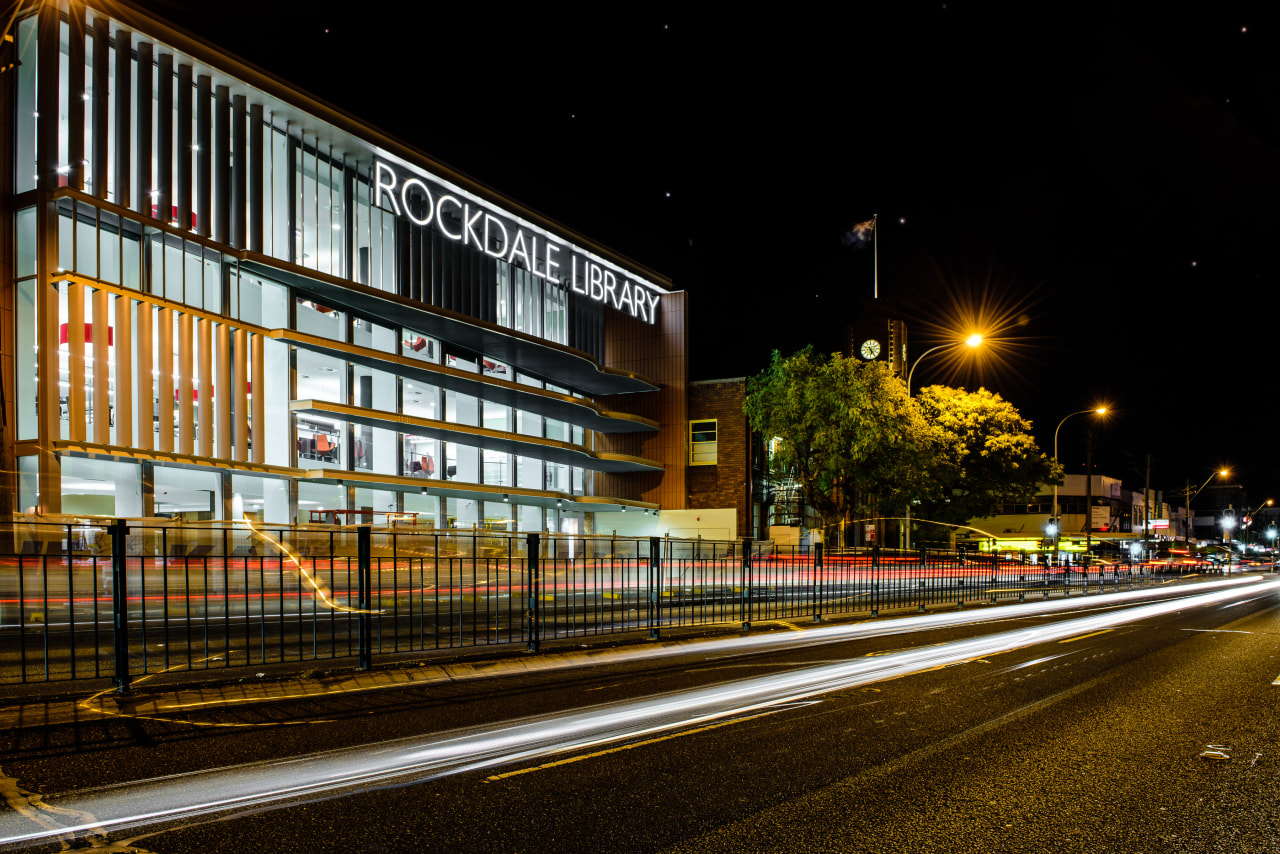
[844, 300, 908, 381]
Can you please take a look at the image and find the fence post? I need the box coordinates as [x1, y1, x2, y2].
[357, 525, 372, 671]
[648, 536, 661, 640]
[740, 537, 753, 631]
[919, 546, 929, 612]
[110, 519, 131, 694]
[527, 532, 541, 652]
[813, 541, 823, 622]
[871, 543, 881, 616]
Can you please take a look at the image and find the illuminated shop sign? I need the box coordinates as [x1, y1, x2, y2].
[374, 162, 660, 324]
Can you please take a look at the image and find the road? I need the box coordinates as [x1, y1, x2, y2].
[1, 574, 1277, 852]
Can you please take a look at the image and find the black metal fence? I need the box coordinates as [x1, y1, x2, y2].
[0, 521, 1230, 689]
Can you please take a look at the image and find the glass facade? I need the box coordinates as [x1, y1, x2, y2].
[7, 1, 671, 529]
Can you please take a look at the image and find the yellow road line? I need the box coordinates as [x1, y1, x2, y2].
[1058, 629, 1113, 644]
[485, 710, 777, 782]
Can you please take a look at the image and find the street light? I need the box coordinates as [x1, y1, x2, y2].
[1051, 407, 1107, 561]
[906, 333, 983, 395]
[902, 333, 983, 549]
[1183, 469, 1229, 546]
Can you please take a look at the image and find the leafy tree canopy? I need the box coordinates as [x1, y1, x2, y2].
[915, 384, 1062, 524]
[744, 348, 942, 526]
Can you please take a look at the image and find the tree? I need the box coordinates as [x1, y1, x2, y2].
[914, 385, 1061, 525]
[744, 348, 942, 532]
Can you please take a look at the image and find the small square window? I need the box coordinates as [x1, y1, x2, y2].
[690, 419, 717, 465]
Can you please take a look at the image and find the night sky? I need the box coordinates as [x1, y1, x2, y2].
[147, 1, 1280, 504]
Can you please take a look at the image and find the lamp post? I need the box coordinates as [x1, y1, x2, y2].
[1051, 407, 1106, 562]
[906, 333, 983, 396]
[903, 333, 982, 549]
[1183, 469, 1228, 547]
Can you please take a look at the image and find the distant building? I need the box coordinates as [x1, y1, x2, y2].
[964, 474, 1185, 553]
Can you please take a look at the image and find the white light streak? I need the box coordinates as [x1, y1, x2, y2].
[1, 577, 1272, 847]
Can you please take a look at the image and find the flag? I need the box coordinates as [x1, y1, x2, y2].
[842, 218, 875, 248]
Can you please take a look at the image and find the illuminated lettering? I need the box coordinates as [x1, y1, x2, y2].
[604, 270, 618, 308]
[483, 214, 508, 258]
[588, 263, 605, 301]
[508, 229, 532, 269]
[400, 177, 433, 226]
[545, 241, 561, 283]
[463, 204, 483, 249]
[371, 161, 663, 325]
[437, 195, 463, 240]
[374, 162, 401, 216]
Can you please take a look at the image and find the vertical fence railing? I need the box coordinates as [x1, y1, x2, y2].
[0, 520, 1244, 685]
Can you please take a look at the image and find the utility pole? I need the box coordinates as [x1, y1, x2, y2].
[1084, 430, 1093, 565]
[1143, 454, 1151, 560]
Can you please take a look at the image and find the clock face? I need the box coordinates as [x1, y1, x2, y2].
[860, 339, 881, 359]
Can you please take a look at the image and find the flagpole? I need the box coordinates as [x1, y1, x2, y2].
[873, 213, 879, 299]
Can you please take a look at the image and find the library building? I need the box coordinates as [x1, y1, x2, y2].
[1, 0, 695, 536]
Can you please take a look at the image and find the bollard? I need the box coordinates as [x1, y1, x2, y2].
[527, 533, 541, 652]
[648, 536, 661, 640]
[357, 525, 372, 671]
[110, 519, 131, 694]
[740, 537, 753, 631]
[813, 542, 824, 622]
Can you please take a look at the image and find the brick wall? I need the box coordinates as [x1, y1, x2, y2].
[687, 378, 751, 537]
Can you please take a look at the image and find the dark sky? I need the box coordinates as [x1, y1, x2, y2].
[147, 1, 1280, 505]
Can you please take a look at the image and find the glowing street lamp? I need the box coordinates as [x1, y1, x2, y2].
[906, 333, 983, 396]
[1184, 469, 1229, 545]
[903, 333, 984, 549]
[1051, 407, 1107, 560]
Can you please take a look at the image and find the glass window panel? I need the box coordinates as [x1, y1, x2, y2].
[16, 16, 36, 193]
[483, 401, 510, 432]
[121, 223, 142, 290]
[516, 455, 541, 490]
[184, 241, 203, 309]
[401, 328, 438, 362]
[99, 211, 120, 284]
[295, 298, 344, 339]
[483, 450, 510, 486]
[445, 389, 478, 426]
[297, 415, 344, 468]
[295, 348, 346, 404]
[298, 480, 345, 522]
[16, 207, 36, 279]
[203, 248, 221, 313]
[482, 357, 510, 379]
[353, 318, 396, 353]
[76, 217, 97, 278]
[57, 207, 74, 272]
[262, 338, 290, 466]
[484, 500, 513, 533]
[404, 434, 440, 479]
[16, 279, 37, 440]
[402, 380, 439, 420]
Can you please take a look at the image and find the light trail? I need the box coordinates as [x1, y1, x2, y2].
[1, 575, 1274, 848]
[238, 516, 383, 615]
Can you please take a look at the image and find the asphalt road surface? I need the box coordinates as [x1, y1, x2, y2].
[1, 574, 1278, 853]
